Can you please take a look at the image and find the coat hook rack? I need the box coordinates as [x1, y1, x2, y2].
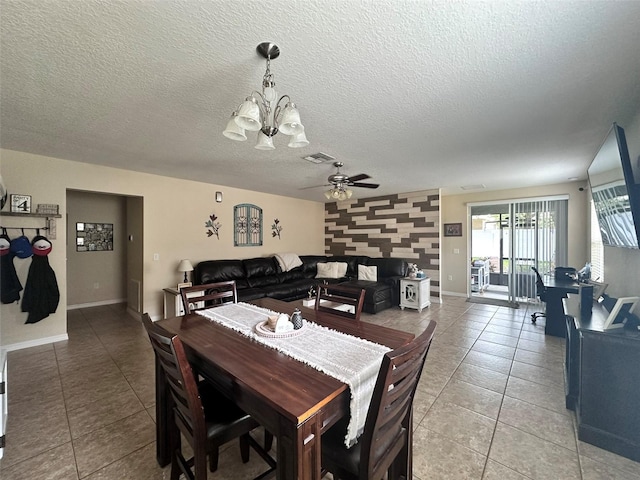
[0, 225, 50, 232]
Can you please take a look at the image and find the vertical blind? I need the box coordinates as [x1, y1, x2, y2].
[511, 199, 568, 301]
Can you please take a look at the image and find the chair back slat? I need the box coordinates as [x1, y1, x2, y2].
[142, 314, 207, 445]
[360, 321, 437, 479]
[180, 281, 238, 314]
[315, 284, 365, 321]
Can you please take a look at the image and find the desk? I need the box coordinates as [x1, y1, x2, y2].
[542, 275, 580, 337]
[563, 296, 640, 462]
[155, 298, 415, 480]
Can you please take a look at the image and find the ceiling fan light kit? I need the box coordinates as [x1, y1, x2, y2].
[223, 42, 307, 150]
[321, 162, 379, 201]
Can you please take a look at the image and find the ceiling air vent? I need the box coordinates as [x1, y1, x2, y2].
[303, 152, 335, 164]
[461, 184, 486, 190]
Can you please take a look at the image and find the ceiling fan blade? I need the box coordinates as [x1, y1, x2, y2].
[299, 183, 330, 190]
[347, 173, 370, 182]
[351, 182, 380, 189]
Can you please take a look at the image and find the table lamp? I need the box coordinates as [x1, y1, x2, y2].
[178, 259, 193, 284]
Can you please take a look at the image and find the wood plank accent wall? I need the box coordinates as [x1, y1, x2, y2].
[325, 189, 440, 296]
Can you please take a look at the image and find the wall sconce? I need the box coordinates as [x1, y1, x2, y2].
[215, 191, 223, 203]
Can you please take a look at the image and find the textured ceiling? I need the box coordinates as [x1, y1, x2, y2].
[2, 1, 640, 201]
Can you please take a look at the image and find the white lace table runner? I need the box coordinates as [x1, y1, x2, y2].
[196, 302, 390, 447]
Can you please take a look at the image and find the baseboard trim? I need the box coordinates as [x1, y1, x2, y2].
[67, 298, 127, 310]
[3, 334, 69, 352]
[440, 291, 467, 298]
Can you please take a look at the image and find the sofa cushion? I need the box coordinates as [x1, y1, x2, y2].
[300, 255, 329, 277]
[316, 262, 339, 278]
[358, 264, 378, 281]
[365, 258, 407, 278]
[330, 255, 368, 278]
[243, 257, 280, 288]
[244, 257, 278, 277]
[333, 262, 348, 278]
[277, 268, 305, 283]
[195, 260, 248, 288]
[340, 280, 391, 305]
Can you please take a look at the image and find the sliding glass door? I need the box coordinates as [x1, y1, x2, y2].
[470, 196, 568, 306]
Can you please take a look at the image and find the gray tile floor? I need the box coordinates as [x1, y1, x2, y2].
[1, 297, 639, 479]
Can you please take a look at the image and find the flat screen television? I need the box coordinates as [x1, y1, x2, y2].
[587, 123, 640, 249]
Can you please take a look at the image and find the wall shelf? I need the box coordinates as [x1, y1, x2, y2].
[0, 212, 62, 218]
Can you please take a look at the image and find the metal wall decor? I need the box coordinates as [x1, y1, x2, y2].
[234, 204, 262, 246]
[271, 218, 282, 239]
[76, 222, 113, 251]
[205, 213, 221, 239]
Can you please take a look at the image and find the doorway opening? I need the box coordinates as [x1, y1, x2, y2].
[469, 197, 569, 307]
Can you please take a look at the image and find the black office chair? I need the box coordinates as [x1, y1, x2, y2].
[531, 267, 547, 323]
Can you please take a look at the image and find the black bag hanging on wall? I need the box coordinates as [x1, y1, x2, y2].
[0, 229, 23, 303]
[22, 235, 59, 324]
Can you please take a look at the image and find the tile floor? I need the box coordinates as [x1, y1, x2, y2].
[1, 297, 639, 479]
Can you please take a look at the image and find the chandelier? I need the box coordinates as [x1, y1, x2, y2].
[223, 43, 308, 150]
[324, 184, 353, 201]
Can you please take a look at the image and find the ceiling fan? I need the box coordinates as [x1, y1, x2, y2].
[301, 162, 380, 200]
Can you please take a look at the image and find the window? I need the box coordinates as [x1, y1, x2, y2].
[590, 201, 604, 281]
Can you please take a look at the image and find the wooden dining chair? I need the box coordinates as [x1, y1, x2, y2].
[320, 320, 437, 480]
[142, 314, 275, 480]
[180, 280, 237, 314]
[315, 283, 365, 321]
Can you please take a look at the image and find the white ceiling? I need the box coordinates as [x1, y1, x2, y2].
[2, 1, 640, 201]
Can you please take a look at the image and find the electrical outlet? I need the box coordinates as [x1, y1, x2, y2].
[153, 253, 160, 261]
[453, 248, 460, 254]
[93, 282, 100, 289]
[448, 275, 453, 281]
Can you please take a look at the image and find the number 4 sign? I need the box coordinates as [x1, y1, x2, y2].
[10, 194, 31, 213]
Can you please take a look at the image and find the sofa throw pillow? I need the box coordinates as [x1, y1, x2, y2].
[358, 264, 378, 281]
[275, 253, 302, 272]
[316, 262, 338, 278]
[331, 262, 348, 278]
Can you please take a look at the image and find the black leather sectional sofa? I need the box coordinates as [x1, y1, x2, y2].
[194, 255, 408, 314]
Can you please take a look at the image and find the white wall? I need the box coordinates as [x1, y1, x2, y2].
[0, 149, 325, 348]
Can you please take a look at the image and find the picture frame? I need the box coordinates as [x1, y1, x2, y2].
[443, 222, 462, 237]
[603, 296, 639, 330]
[586, 280, 608, 300]
[10, 194, 31, 213]
[177, 282, 192, 290]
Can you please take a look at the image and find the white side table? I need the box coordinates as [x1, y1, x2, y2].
[163, 287, 205, 319]
[400, 277, 431, 312]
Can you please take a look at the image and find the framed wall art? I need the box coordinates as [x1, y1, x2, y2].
[76, 222, 113, 252]
[443, 223, 462, 237]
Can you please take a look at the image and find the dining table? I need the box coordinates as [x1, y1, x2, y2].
[154, 297, 415, 480]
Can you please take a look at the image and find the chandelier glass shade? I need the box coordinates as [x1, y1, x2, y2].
[223, 43, 307, 150]
[324, 184, 353, 201]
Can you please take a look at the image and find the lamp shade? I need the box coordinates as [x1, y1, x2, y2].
[223, 114, 247, 141]
[235, 97, 262, 131]
[278, 103, 304, 135]
[324, 190, 332, 200]
[178, 259, 194, 273]
[255, 131, 275, 150]
[287, 131, 309, 148]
